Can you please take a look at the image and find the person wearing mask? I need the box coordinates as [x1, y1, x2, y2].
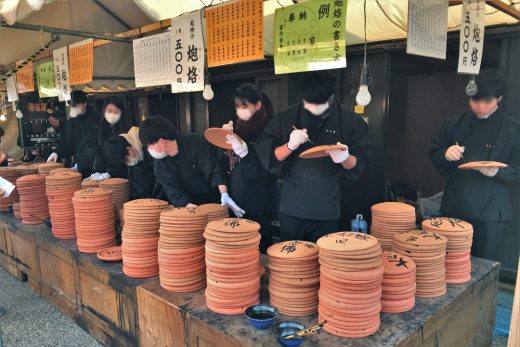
[429, 70, 520, 261]
[0, 127, 9, 167]
[256, 71, 372, 243]
[47, 90, 100, 178]
[139, 116, 243, 215]
[217, 83, 275, 252]
[89, 100, 130, 181]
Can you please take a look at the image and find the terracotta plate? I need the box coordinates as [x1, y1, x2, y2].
[204, 128, 244, 150]
[299, 144, 346, 159]
[97, 246, 122, 261]
[458, 161, 507, 169]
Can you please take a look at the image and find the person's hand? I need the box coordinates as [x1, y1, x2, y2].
[226, 134, 248, 158]
[474, 167, 499, 177]
[288, 128, 309, 151]
[445, 145, 465, 161]
[93, 172, 111, 181]
[47, 152, 58, 163]
[0, 188, 5, 197]
[221, 192, 245, 217]
[87, 172, 100, 180]
[186, 203, 198, 209]
[71, 163, 78, 172]
[222, 121, 234, 132]
[326, 142, 350, 163]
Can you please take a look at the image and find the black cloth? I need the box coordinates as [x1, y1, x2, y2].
[154, 134, 224, 207]
[468, 220, 506, 261]
[128, 154, 156, 200]
[56, 108, 101, 178]
[429, 107, 520, 222]
[94, 121, 130, 174]
[100, 136, 130, 179]
[256, 100, 372, 221]
[245, 212, 273, 254]
[279, 213, 338, 243]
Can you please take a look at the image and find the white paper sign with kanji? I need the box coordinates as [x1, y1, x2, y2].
[407, 0, 448, 60]
[171, 12, 205, 93]
[133, 32, 173, 88]
[6, 75, 18, 102]
[53, 46, 71, 102]
[457, 0, 485, 74]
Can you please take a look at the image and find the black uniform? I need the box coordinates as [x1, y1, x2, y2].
[154, 134, 224, 207]
[94, 121, 130, 174]
[56, 108, 100, 178]
[256, 100, 372, 242]
[429, 107, 520, 260]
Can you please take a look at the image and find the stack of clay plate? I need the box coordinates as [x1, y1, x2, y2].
[0, 167, 18, 211]
[119, 208, 125, 227]
[81, 179, 99, 188]
[13, 203, 21, 219]
[17, 174, 49, 224]
[46, 171, 82, 239]
[204, 218, 261, 314]
[50, 168, 73, 174]
[158, 207, 209, 292]
[16, 165, 39, 176]
[370, 202, 416, 250]
[267, 241, 319, 316]
[99, 178, 130, 219]
[122, 199, 169, 278]
[392, 230, 447, 297]
[381, 251, 416, 313]
[197, 203, 229, 222]
[38, 163, 64, 176]
[317, 232, 383, 338]
[422, 218, 473, 284]
[72, 188, 116, 253]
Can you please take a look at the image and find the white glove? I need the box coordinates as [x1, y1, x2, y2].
[326, 142, 350, 164]
[47, 152, 58, 163]
[288, 128, 309, 151]
[222, 121, 234, 132]
[445, 145, 465, 161]
[93, 172, 111, 181]
[186, 203, 198, 209]
[87, 172, 100, 180]
[474, 167, 499, 177]
[221, 192, 245, 218]
[226, 134, 248, 158]
[71, 163, 78, 172]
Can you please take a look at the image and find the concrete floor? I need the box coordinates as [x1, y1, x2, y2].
[0, 267, 101, 347]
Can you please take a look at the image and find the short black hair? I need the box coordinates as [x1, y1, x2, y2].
[301, 71, 336, 104]
[71, 90, 88, 106]
[471, 70, 504, 101]
[0, 127, 4, 137]
[233, 83, 273, 118]
[103, 136, 129, 168]
[139, 116, 178, 146]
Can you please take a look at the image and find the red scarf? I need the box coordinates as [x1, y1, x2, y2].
[235, 105, 270, 142]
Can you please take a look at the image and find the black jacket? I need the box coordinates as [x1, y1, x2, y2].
[94, 120, 130, 174]
[429, 107, 520, 222]
[128, 153, 156, 200]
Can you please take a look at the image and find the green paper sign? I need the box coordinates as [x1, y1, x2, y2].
[37, 61, 58, 98]
[274, 0, 347, 74]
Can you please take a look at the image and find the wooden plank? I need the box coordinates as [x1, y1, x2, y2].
[488, 0, 520, 20]
[0, 221, 7, 254]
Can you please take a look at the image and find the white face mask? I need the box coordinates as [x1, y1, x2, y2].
[69, 107, 81, 118]
[105, 112, 121, 125]
[236, 108, 253, 121]
[148, 147, 167, 159]
[304, 102, 330, 116]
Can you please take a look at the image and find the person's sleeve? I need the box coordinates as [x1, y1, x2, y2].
[128, 161, 155, 199]
[342, 116, 372, 181]
[428, 121, 457, 178]
[153, 159, 191, 207]
[56, 120, 74, 159]
[494, 128, 520, 183]
[197, 138, 226, 189]
[255, 112, 284, 176]
[240, 145, 271, 180]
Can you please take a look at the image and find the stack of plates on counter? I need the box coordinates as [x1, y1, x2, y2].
[17, 174, 49, 224]
[122, 199, 169, 278]
[46, 171, 82, 239]
[158, 207, 209, 292]
[37, 163, 64, 176]
[381, 251, 416, 313]
[15, 165, 39, 176]
[119, 208, 125, 227]
[317, 232, 383, 338]
[49, 168, 73, 175]
[422, 217, 473, 284]
[370, 202, 416, 250]
[81, 179, 99, 188]
[0, 167, 18, 211]
[99, 178, 130, 219]
[204, 218, 261, 315]
[197, 203, 229, 222]
[267, 241, 319, 316]
[393, 230, 447, 297]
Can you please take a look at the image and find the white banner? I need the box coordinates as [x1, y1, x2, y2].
[53, 46, 71, 102]
[6, 75, 18, 102]
[171, 12, 205, 93]
[457, 0, 485, 74]
[133, 32, 173, 88]
[407, 0, 448, 60]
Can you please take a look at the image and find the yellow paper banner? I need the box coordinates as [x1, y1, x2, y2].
[16, 61, 35, 93]
[69, 38, 94, 85]
[37, 61, 58, 98]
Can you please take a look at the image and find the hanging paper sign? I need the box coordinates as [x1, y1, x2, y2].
[133, 32, 172, 88]
[16, 61, 35, 93]
[205, 0, 264, 67]
[406, 0, 448, 60]
[37, 61, 58, 98]
[171, 12, 205, 93]
[6, 75, 18, 102]
[273, 0, 347, 75]
[457, 0, 485, 75]
[69, 38, 94, 85]
[52, 46, 71, 102]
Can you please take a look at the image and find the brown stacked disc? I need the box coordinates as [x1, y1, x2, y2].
[267, 241, 319, 316]
[17, 174, 49, 224]
[158, 207, 209, 292]
[392, 230, 447, 297]
[37, 163, 65, 176]
[15, 165, 39, 176]
[46, 171, 82, 239]
[204, 218, 261, 315]
[197, 203, 229, 222]
[422, 217, 473, 284]
[0, 167, 18, 211]
[381, 251, 416, 313]
[122, 199, 169, 278]
[99, 178, 130, 219]
[13, 202, 21, 219]
[81, 179, 99, 188]
[370, 202, 416, 251]
[119, 208, 125, 227]
[50, 168, 73, 174]
[317, 232, 383, 338]
[72, 188, 116, 253]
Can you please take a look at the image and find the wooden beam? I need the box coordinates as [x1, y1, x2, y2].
[488, 0, 520, 20]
